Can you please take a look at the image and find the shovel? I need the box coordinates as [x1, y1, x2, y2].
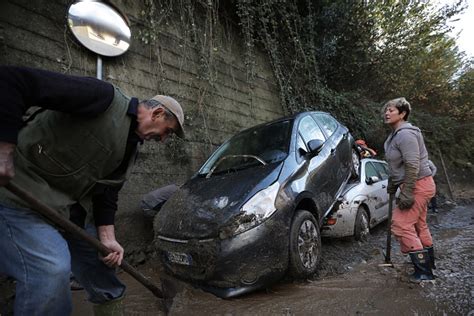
[4, 182, 165, 300]
[383, 193, 395, 265]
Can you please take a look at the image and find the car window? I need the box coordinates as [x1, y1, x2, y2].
[298, 115, 326, 145]
[373, 162, 390, 180]
[365, 162, 379, 180]
[313, 113, 338, 137]
[198, 120, 292, 175]
[296, 133, 307, 152]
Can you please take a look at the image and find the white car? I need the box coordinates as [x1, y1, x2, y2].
[322, 158, 393, 240]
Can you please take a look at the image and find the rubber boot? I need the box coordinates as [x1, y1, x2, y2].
[424, 246, 436, 270]
[93, 296, 124, 316]
[409, 250, 434, 283]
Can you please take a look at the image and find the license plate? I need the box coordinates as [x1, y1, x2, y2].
[167, 251, 192, 265]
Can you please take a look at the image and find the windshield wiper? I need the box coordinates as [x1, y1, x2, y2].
[206, 154, 266, 179]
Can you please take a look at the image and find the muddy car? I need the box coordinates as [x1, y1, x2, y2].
[322, 158, 392, 240]
[154, 111, 359, 298]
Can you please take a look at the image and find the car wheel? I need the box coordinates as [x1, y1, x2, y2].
[354, 207, 370, 241]
[350, 148, 360, 179]
[289, 210, 321, 278]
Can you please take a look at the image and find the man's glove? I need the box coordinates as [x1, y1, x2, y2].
[387, 177, 398, 194]
[398, 164, 418, 210]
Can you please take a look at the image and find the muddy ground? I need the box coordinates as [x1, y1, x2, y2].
[68, 199, 473, 315]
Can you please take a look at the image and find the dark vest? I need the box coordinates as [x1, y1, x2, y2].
[0, 86, 134, 219]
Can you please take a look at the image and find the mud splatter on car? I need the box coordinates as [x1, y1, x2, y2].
[154, 111, 359, 297]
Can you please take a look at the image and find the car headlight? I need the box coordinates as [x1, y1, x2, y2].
[222, 182, 280, 238]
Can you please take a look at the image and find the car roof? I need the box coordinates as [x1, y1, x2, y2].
[235, 111, 333, 133]
[282, 110, 333, 121]
[217, 111, 336, 146]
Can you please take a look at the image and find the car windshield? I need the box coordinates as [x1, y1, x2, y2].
[198, 120, 292, 176]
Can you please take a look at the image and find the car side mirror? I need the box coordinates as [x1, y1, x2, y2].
[366, 176, 380, 185]
[307, 139, 324, 154]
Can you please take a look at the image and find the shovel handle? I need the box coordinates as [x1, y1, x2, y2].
[4, 182, 163, 299]
[385, 193, 394, 263]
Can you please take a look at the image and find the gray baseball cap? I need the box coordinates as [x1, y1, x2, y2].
[151, 95, 185, 138]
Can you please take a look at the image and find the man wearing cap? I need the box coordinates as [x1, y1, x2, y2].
[0, 66, 184, 315]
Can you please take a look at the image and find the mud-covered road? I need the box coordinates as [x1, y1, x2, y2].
[70, 201, 473, 315]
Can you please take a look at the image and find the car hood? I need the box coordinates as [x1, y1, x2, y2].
[341, 181, 360, 197]
[155, 162, 284, 239]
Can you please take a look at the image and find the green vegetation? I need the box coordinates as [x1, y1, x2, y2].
[231, 0, 473, 169]
[140, 0, 473, 182]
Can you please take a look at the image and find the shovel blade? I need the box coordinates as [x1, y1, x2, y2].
[159, 272, 186, 313]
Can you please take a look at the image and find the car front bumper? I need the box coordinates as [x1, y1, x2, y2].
[156, 213, 289, 298]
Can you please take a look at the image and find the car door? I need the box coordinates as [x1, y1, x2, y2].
[297, 115, 335, 213]
[362, 161, 383, 220]
[371, 161, 390, 222]
[312, 113, 351, 188]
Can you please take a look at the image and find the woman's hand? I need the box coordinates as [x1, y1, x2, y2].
[398, 190, 414, 210]
[398, 164, 418, 210]
[387, 177, 398, 194]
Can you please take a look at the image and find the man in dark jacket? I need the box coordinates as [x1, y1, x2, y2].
[0, 66, 185, 314]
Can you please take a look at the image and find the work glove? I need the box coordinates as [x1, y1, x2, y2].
[398, 189, 414, 210]
[397, 164, 418, 210]
[387, 177, 398, 194]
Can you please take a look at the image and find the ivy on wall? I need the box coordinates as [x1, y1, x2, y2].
[136, 0, 225, 160]
[135, 0, 473, 168]
[233, 0, 372, 140]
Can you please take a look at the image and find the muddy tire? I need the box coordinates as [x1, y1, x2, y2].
[354, 207, 369, 241]
[289, 210, 321, 278]
[350, 148, 360, 179]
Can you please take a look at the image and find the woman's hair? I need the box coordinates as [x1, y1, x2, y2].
[382, 97, 411, 121]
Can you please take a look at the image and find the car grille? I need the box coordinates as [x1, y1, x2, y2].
[156, 235, 219, 281]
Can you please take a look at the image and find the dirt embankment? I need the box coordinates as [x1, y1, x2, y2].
[69, 200, 473, 315]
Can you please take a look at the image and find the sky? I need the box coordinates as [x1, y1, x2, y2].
[438, 0, 474, 58]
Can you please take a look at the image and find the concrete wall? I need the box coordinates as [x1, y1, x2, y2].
[0, 0, 284, 261]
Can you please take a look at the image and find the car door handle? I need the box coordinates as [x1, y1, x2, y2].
[382, 184, 386, 189]
[330, 148, 336, 155]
